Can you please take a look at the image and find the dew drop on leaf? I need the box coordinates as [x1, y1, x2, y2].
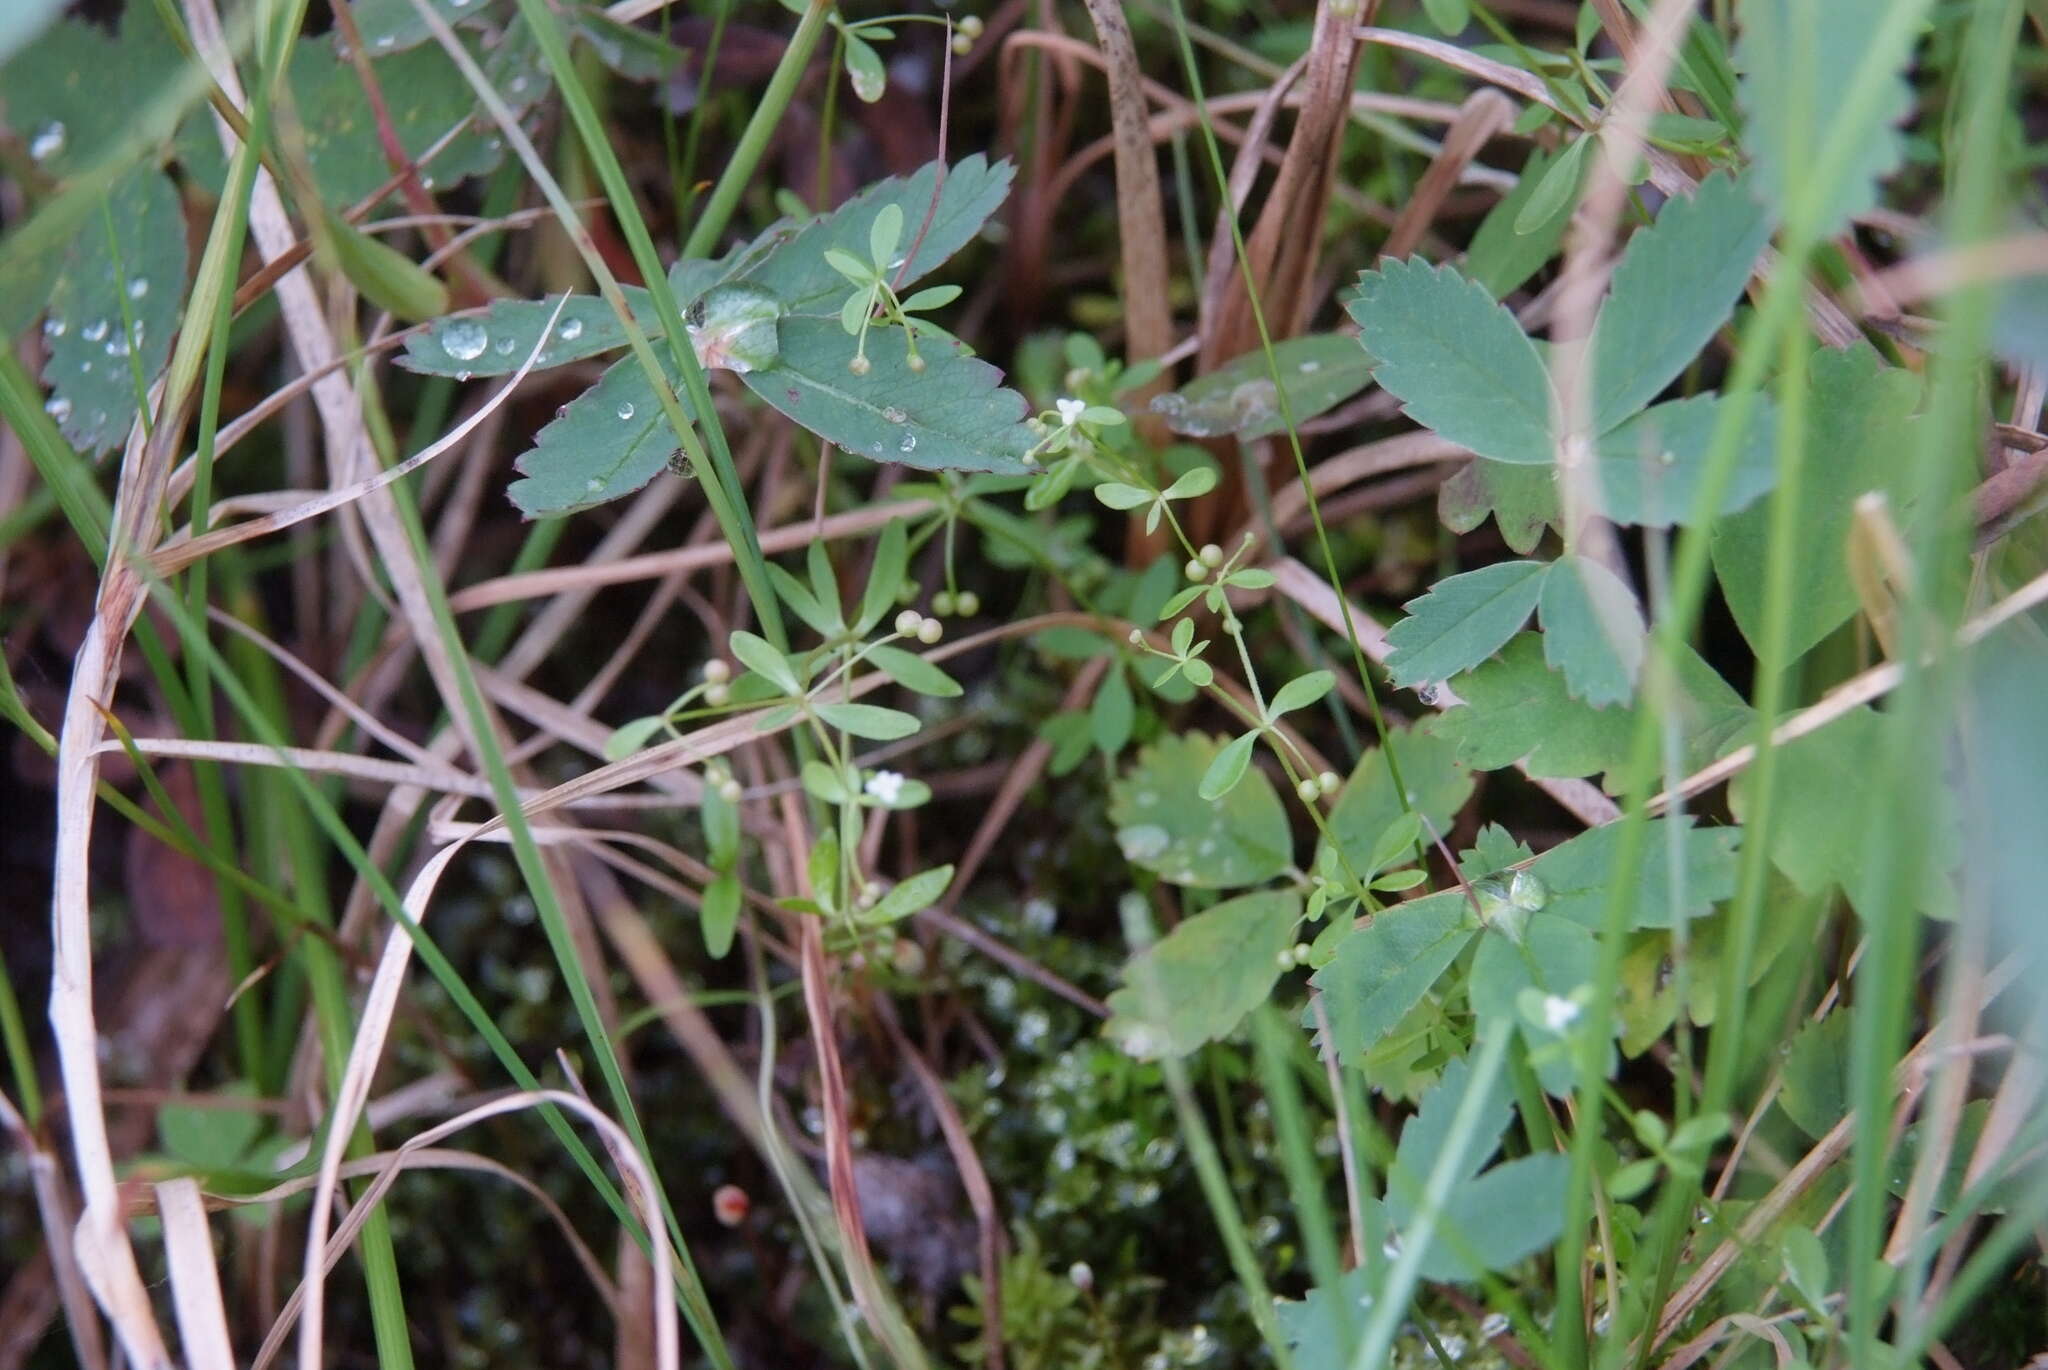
[45, 396, 72, 422]
[42, 318, 65, 339]
[616, 402, 636, 421]
[440, 319, 488, 361]
[558, 318, 584, 341]
[127, 278, 149, 300]
[494, 336, 517, 356]
[81, 318, 109, 343]
[898, 433, 917, 453]
[882, 406, 908, 424]
[29, 123, 65, 162]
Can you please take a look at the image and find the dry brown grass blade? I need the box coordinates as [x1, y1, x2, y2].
[155, 1178, 237, 1369]
[0, 1094, 107, 1370]
[1381, 88, 1514, 260]
[1078, 0, 1175, 383]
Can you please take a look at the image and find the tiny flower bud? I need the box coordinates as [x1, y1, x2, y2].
[1297, 777, 1321, 803]
[712, 1184, 749, 1227]
[1199, 543, 1223, 567]
[1127, 628, 1144, 645]
[1020, 451, 1039, 467]
[702, 658, 731, 683]
[848, 354, 871, 376]
[1277, 949, 1295, 969]
[718, 776, 743, 804]
[1069, 1261, 1094, 1293]
[704, 683, 731, 707]
[954, 590, 980, 616]
[950, 32, 971, 54]
[1318, 770, 1340, 795]
[1184, 559, 1208, 581]
[1292, 942, 1313, 965]
[959, 14, 985, 37]
[891, 938, 926, 976]
[917, 618, 943, 645]
[895, 610, 923, 636]
[907, 353, 926, 372]
[932, 591, 955, 617]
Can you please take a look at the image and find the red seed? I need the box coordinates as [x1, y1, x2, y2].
[712, 1184, 749, 1227]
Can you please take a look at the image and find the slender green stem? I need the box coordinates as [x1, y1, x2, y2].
[684, 0, 832, 258]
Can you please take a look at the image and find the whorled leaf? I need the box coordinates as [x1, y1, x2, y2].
[1149, 334, 1372, 440]
[39, 166, 187, 454]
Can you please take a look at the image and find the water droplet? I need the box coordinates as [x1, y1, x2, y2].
[509, 75, 529, 94]
[493, 336, 517, 356]
[440, 319, 488, 361]
[585, 478, 603, 493]
[79, 360, 92, 373]
[453, 0, 475, 7]
[897, 433, 917, 453]
[616, 402, 635, 421]
[129, 319, 144, 343]
[42, 317, 65, 340]
[1298, 360, 1321, 373]
[558, 318, 584, 341]
[127, 278, 149, 300]
[455, 370, 470, 382]
[29, 123, 65, 162]
[374, 34, 395, 49]
[881, 405, 907, 424]
[81, 318, 109, 343]
[1657, 449, 1677, 466]
[420, 174, 436, 190]
[44, 396, 72, 422]
[107, 336, 131, 358]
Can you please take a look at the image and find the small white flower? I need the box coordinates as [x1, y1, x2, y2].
[1541, 993, 1581, 1033]
[863, 769, 906, 805]
[1055, 396, 1086, 427]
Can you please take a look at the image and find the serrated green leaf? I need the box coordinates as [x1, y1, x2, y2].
[1778, 1012, 1851, 1142]
[865, 643, 961, 698]
[1711, 345, 1923, 659]
[1589, 392, 1778, 526]
[38, 166, 186, 454]
[0, 4, 190, 183]
[1105, 889, 1301, 1057]
[1316, 726, 1474, 878]
[1471, 916, 1603, 1095]
[814, 701, 920, 740]
[1150, 334, 1373, 440]
[1109, 733, 1291, 888]
[399, 290, 656, 377]
[1587, 172, 1774, 431]
[1311, 891, 1476, 1060]
[346, 0, 508, 54]
[1090, 663, 1134, 754]
[1729, 706, 1957, 921]
[289, 35, 512, 206]
[1527, 816, 1742, 930]
[1384, 560, 1549, 687]
[1430, 633, 1753, 790]
[1738, 0, 1915, 242]
[1276, 1270, 1372, 1370]
[1538, 554, 1646, 707]
[505, 350, 687, 517]
[1464, 144, 1573, 299]
[1348, 259, 1554, 465]
[869, 865, 954, 923]
[1512, 132, 1591, 238]
[1437, 456, 1560, 554]
[730, 629, 801, 695]
[1199, 730, 1259, 800]
[739, 318, 1034, 474]
[741, 155, 1013, 317]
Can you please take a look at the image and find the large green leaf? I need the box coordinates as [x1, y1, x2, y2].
[1523, 816, 1742, 931]
[39, 166, 187, 454]
[1109, 733, 1291, 888]
[1537, 554, 1646, 708]
[1315, 727, 1473, 875]
[1586, 172, 1775, 431]
[1711, 345, 1923, 659]
[1438, 456, 1559, 554]
[1730, 707, 1957, 921]
[1347, 257, 1555, 465]
[738, 318, 1034, 474]
[506, 351, 686, 517]
[1311, 890, 1476, 1061]
[1149, 334, 1373, 440]
[740, 154, 1013, 317]
[1430, 633, 1752, 790]
[1738, 0, 1916, 241]
[1589, 392, 1778, 527]
[0, 3, 187, 182]
[1383, 559, 1549, 688]
[1105, 889, 1301, 1057]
